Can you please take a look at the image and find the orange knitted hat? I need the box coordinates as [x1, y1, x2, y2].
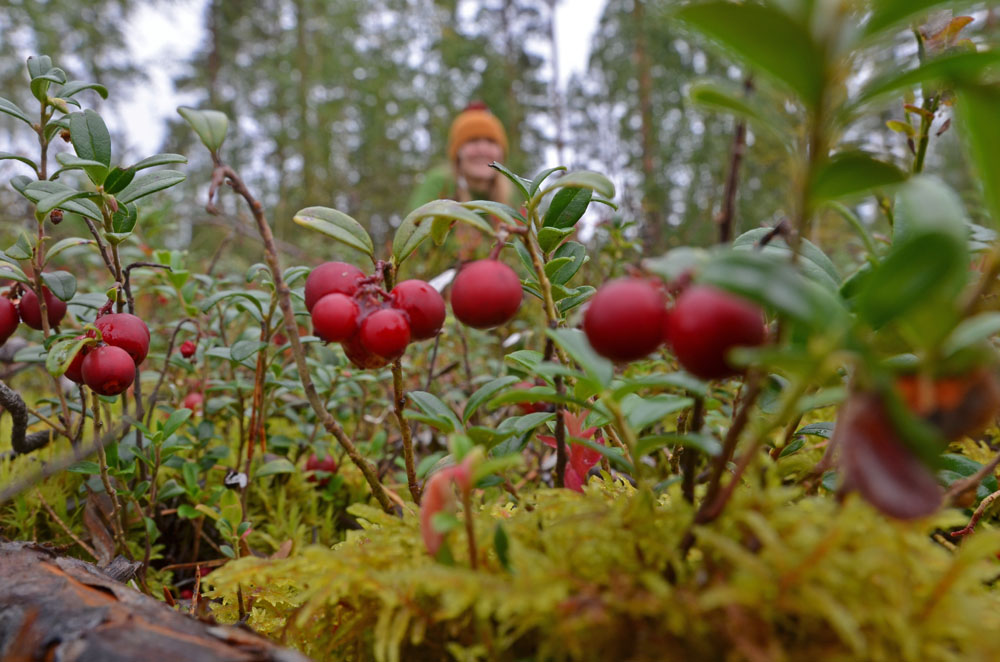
[447, 102, 508, 162]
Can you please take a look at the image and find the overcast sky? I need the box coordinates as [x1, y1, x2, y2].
[116, 0, 607, 155]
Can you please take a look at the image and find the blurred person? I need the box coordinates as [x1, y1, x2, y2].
[409, 101, 512, 211]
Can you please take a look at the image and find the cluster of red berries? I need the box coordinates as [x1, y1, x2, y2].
[305, 258, 523, 369]
[66, 312, 151, 396]
[0, 286, 68, 345]
[583, 278, 766, 380]
[306, 261, 446, 369]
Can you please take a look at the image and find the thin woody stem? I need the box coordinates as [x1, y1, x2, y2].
[207, 161, 394, 513]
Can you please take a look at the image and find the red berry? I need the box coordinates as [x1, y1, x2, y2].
[65, 336, 89, 384]
[360, 308, 411, 359]
[667, 285, 766, 380]
[583, 278, 668, 362]
[182, 392, 204, 412]
[513, 380, 546, 414]
[341, 333, 389, 370]
[311, 293, 359, 342]
[305, 453, 338, 486]
[18, 287, 67, 330]
[390, 279, 445, 340]
[450, 260, 522, 329]
[82, 345, 136, 396]
[180, 340, 197, 358]
[0, 298, 18, 344]
[304, 261, 365, 312]
[95, 313, 150, 365]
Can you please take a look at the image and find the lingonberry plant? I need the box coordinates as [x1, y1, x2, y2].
[4, 2, 1000, 660]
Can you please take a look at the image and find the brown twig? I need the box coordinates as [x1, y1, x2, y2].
[206, 160, 393, 513]
[34, 488, 98, 561]
[716, 77, 753, 243]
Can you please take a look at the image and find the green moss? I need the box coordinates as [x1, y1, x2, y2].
[208, 476, 1000, 661]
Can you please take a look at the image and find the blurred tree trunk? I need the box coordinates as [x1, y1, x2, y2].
[633, 0, 663, 247]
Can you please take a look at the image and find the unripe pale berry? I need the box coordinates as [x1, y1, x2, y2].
[82, 345, 136, 396]
[583, 278, 668, 362]
[450, 260, 522, 329]
[304, 261, 365, 312]
[95, 312, 150, 365]
[19, 287, 67, 330]
[360, 308, 411, 360]
[390, 279, 445, 340]
[666, 285, 766, 380]
[0, 298, 18, 345]
[311, 293, 360, 343]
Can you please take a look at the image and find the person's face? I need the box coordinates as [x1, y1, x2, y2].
[456, 138, 504, 182]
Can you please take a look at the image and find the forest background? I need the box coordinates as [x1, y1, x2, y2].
[0, 0, 996, 263]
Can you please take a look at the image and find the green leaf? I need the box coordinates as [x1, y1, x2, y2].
[622, 394, 694, 432]
[161, 408, 193, 439]
[0, 152, 38, 171]
[67, 461, 100, 474]
[130, 153, 187, 171]
[810, 151, 907, 202]
[537, 226, 575, 253]
[489, 162, 530, 201]
[556, 285, 595, 315]
[56, 80, 108, 99]
[102, 167, 136, 195]
[497, 412, 556, 437]
[677, 1, 826, 109]
[494, 523, 512, 572]
[542, 187, 592, 229]
[541, 170, 614, 199]
[35, 188, 96, 215]
[463, 376, 520, 423]
[116, 170, 186, 204]
[863, 0, 982, 39]
[698, 250, 845, 331]
[392, 199, 494, 265]
[177, 106, 229, 153]
[956, 83, 1000, 229]
[45, 237, 94, 261]
[40, 271, 76, 301]
[408, 391, 463, 434]
[0, 261, 30, 284]
[547, 328, 613, 388]
[219, 544, 236, 559]
[69, 109, 111, 167]
[732, 229, 841, 290]
[7, 233, 33, 261]
[529, 166, 567, 196]
[230, 339, 267, 362]
[0, 97, 31, 125]
[893, 176, 970, 247]
[256, 458, 297, 477]
[293, 206, 375, 258]
[111, 203, 138, 235]
[942, 312, 1000, 357]
[851, 50, 1000, 109]
[46, 336, 89, 378]
[857, 233, 965, 330]
[20, 181, 102, 221]
[643, 246, 711, 282]
[687, 79, 789, 143]
[635, 432, 721, 458]
[463, 200, 524, 228]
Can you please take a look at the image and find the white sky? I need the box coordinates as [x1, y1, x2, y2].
[118, 0, 607, 156]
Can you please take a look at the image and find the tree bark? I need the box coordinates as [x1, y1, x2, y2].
[0, 541, 310, 662]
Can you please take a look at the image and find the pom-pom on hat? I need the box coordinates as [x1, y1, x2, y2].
[447, 101, 508, 162]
